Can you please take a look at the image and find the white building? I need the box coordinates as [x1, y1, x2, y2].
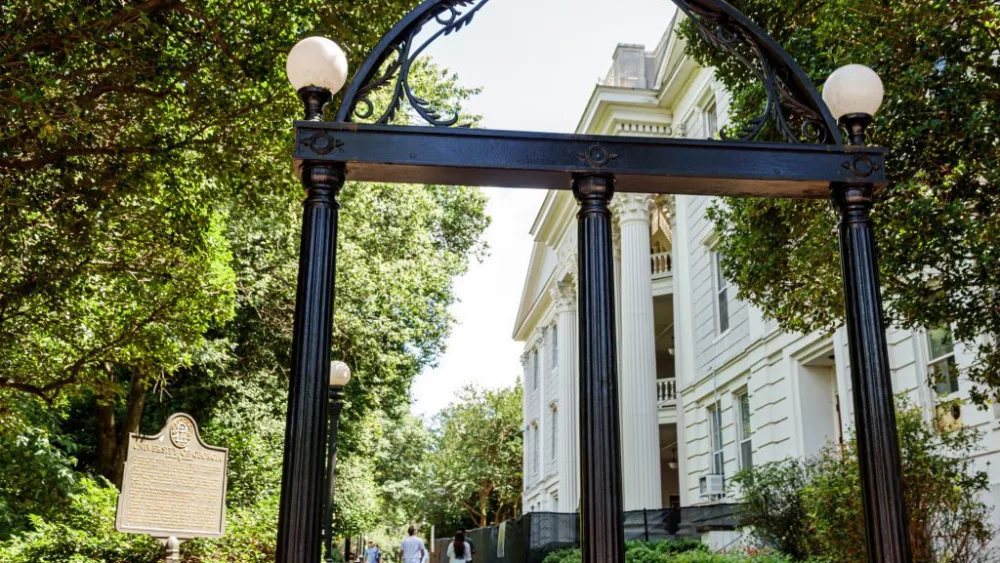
[512, 13, 1000, 517]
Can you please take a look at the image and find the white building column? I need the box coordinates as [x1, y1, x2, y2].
[613, 193, 663, 510]
[551, 278, 580, 512]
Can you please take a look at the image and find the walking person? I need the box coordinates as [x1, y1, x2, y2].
[364, 540, 381, 563]
[446, 531, 472, 562]
[399, 526, 427, 563]
[457, 529, 476, 558]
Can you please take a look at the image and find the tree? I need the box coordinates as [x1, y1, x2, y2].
[423, 383, 524, 532]
[681, 1, 1000, 403]
[0, 0, 492, 489]
[373, 412, 434, 528]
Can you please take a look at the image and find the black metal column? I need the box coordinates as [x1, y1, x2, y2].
[833, 183, 912, 563]
[325, 389, 345, 563]
[573, 175, 625, 563]
[277, 162, 346, 563]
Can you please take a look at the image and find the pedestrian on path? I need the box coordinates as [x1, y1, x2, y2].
[399, 526, 427, 563]
[457, 529, 476, 558]
[446, 531, 472, 562]
[365, 540, 381, 563]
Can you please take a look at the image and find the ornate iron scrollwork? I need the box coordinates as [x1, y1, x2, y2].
[336, 0, 491, 127]
[336, 0, 843, 145]
[674, 0, 841, 144]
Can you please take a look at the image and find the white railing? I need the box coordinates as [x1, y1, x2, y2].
[651, 251, 672, 279]
[657, 378, 677, 409]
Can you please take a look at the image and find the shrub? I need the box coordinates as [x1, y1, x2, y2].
[0, 478, 291, 563]
[730, 459, 820, 560]
[804, 404, 995, 563]
[0, 477, 161, 563]
[735, 401, 996, 563]
[183, 494, 280, 562]
[545, 540, 713, 563]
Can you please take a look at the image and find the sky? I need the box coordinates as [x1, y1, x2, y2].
[409, 0, 677, 417]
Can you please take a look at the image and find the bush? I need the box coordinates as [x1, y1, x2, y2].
[183, 494, 280, 562]
[544, 540, 743, 563]
[0, 477, 161, 563]
[0, 478, 291, 563]
[730, 459, 820, 560]
[733, 401, 996, 563]
[0, 407, 80, 539]
[804, 404, 995, 563]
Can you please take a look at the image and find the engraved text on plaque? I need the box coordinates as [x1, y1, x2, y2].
[115, 413, 229, 539]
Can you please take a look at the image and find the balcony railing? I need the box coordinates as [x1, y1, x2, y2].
[657, 377, 677, 409]
[651, 251, 672, 279]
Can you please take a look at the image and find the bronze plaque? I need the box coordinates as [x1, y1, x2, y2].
[115, 413, 229, 539]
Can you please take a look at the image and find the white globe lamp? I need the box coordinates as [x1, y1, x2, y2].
[286, 37, 349, 119]
[330, 361, 352, 388]
[823, 64, 884, 144]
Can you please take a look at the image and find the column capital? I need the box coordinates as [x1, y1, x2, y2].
[532, 327, 545, 344]
[611, 193, 655, 225]
[550, 278, 577, 313]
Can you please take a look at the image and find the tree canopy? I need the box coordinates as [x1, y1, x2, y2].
[421, 383, 524, 532]
[681, 1, 1000, 403]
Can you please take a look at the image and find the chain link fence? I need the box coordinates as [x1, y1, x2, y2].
[431, 505, 740, 563]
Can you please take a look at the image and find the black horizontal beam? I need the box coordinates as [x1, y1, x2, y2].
[293, 122, 887, 199]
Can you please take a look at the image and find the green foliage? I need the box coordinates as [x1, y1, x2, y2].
[373, 412, 434, 528]
[542, 540, 807, 563]
[734, 403, 995, 562]
[730, 460, 819, 560]
[682, 0, 1000, 404]
[421, 382, 524, 533]
[0, 404, 80, 539]
[0, 478, 161, 563]
[184, 494, 280, 563]
[0, 0, 490, 555]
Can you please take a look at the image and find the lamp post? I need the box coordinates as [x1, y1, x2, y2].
[824, 65, 912, 562]
[325, 361, 352, 563]
[277, 37, 350, 563]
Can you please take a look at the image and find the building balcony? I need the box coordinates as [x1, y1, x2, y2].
[657, 377, 677, 425]
[651, 250, 672, 280]
[657, 377, 677, 409]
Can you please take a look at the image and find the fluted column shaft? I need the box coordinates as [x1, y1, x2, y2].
[833, 184, 912, 563]
[552, 281, 580, 512]
[614, 193, 662, 510]
[277, 163, 345, 563]
[574, 175, 625, 563]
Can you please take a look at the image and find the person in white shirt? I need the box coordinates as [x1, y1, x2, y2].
[446, 531, 472, 562]
[399, 526, 427, 563]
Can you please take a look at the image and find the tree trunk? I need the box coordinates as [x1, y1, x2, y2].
[111, 373, 147, 487]
[95, 395, 118, 483]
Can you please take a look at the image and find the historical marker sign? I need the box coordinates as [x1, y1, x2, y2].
[115, 413, 229, 539]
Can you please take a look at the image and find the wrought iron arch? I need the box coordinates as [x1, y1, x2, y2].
[334, 0, 844, 145]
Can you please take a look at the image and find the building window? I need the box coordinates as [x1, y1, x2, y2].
[704, 99, 718, 138]
[927, 326, 958, 396]
[713, 252, 730, 334]
[549, 404, 558, 461]
[524, 426, 532, 486]
[736, 392, 752, 470]
[708, 401, 724, 478]
[549, 325, 558, 371]
[532, 421, 540, 476]
[532, 349, 540, 391]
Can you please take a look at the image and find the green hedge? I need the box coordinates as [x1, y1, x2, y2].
[541, 540, 827, 563]
[542, 539, 768, 563]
